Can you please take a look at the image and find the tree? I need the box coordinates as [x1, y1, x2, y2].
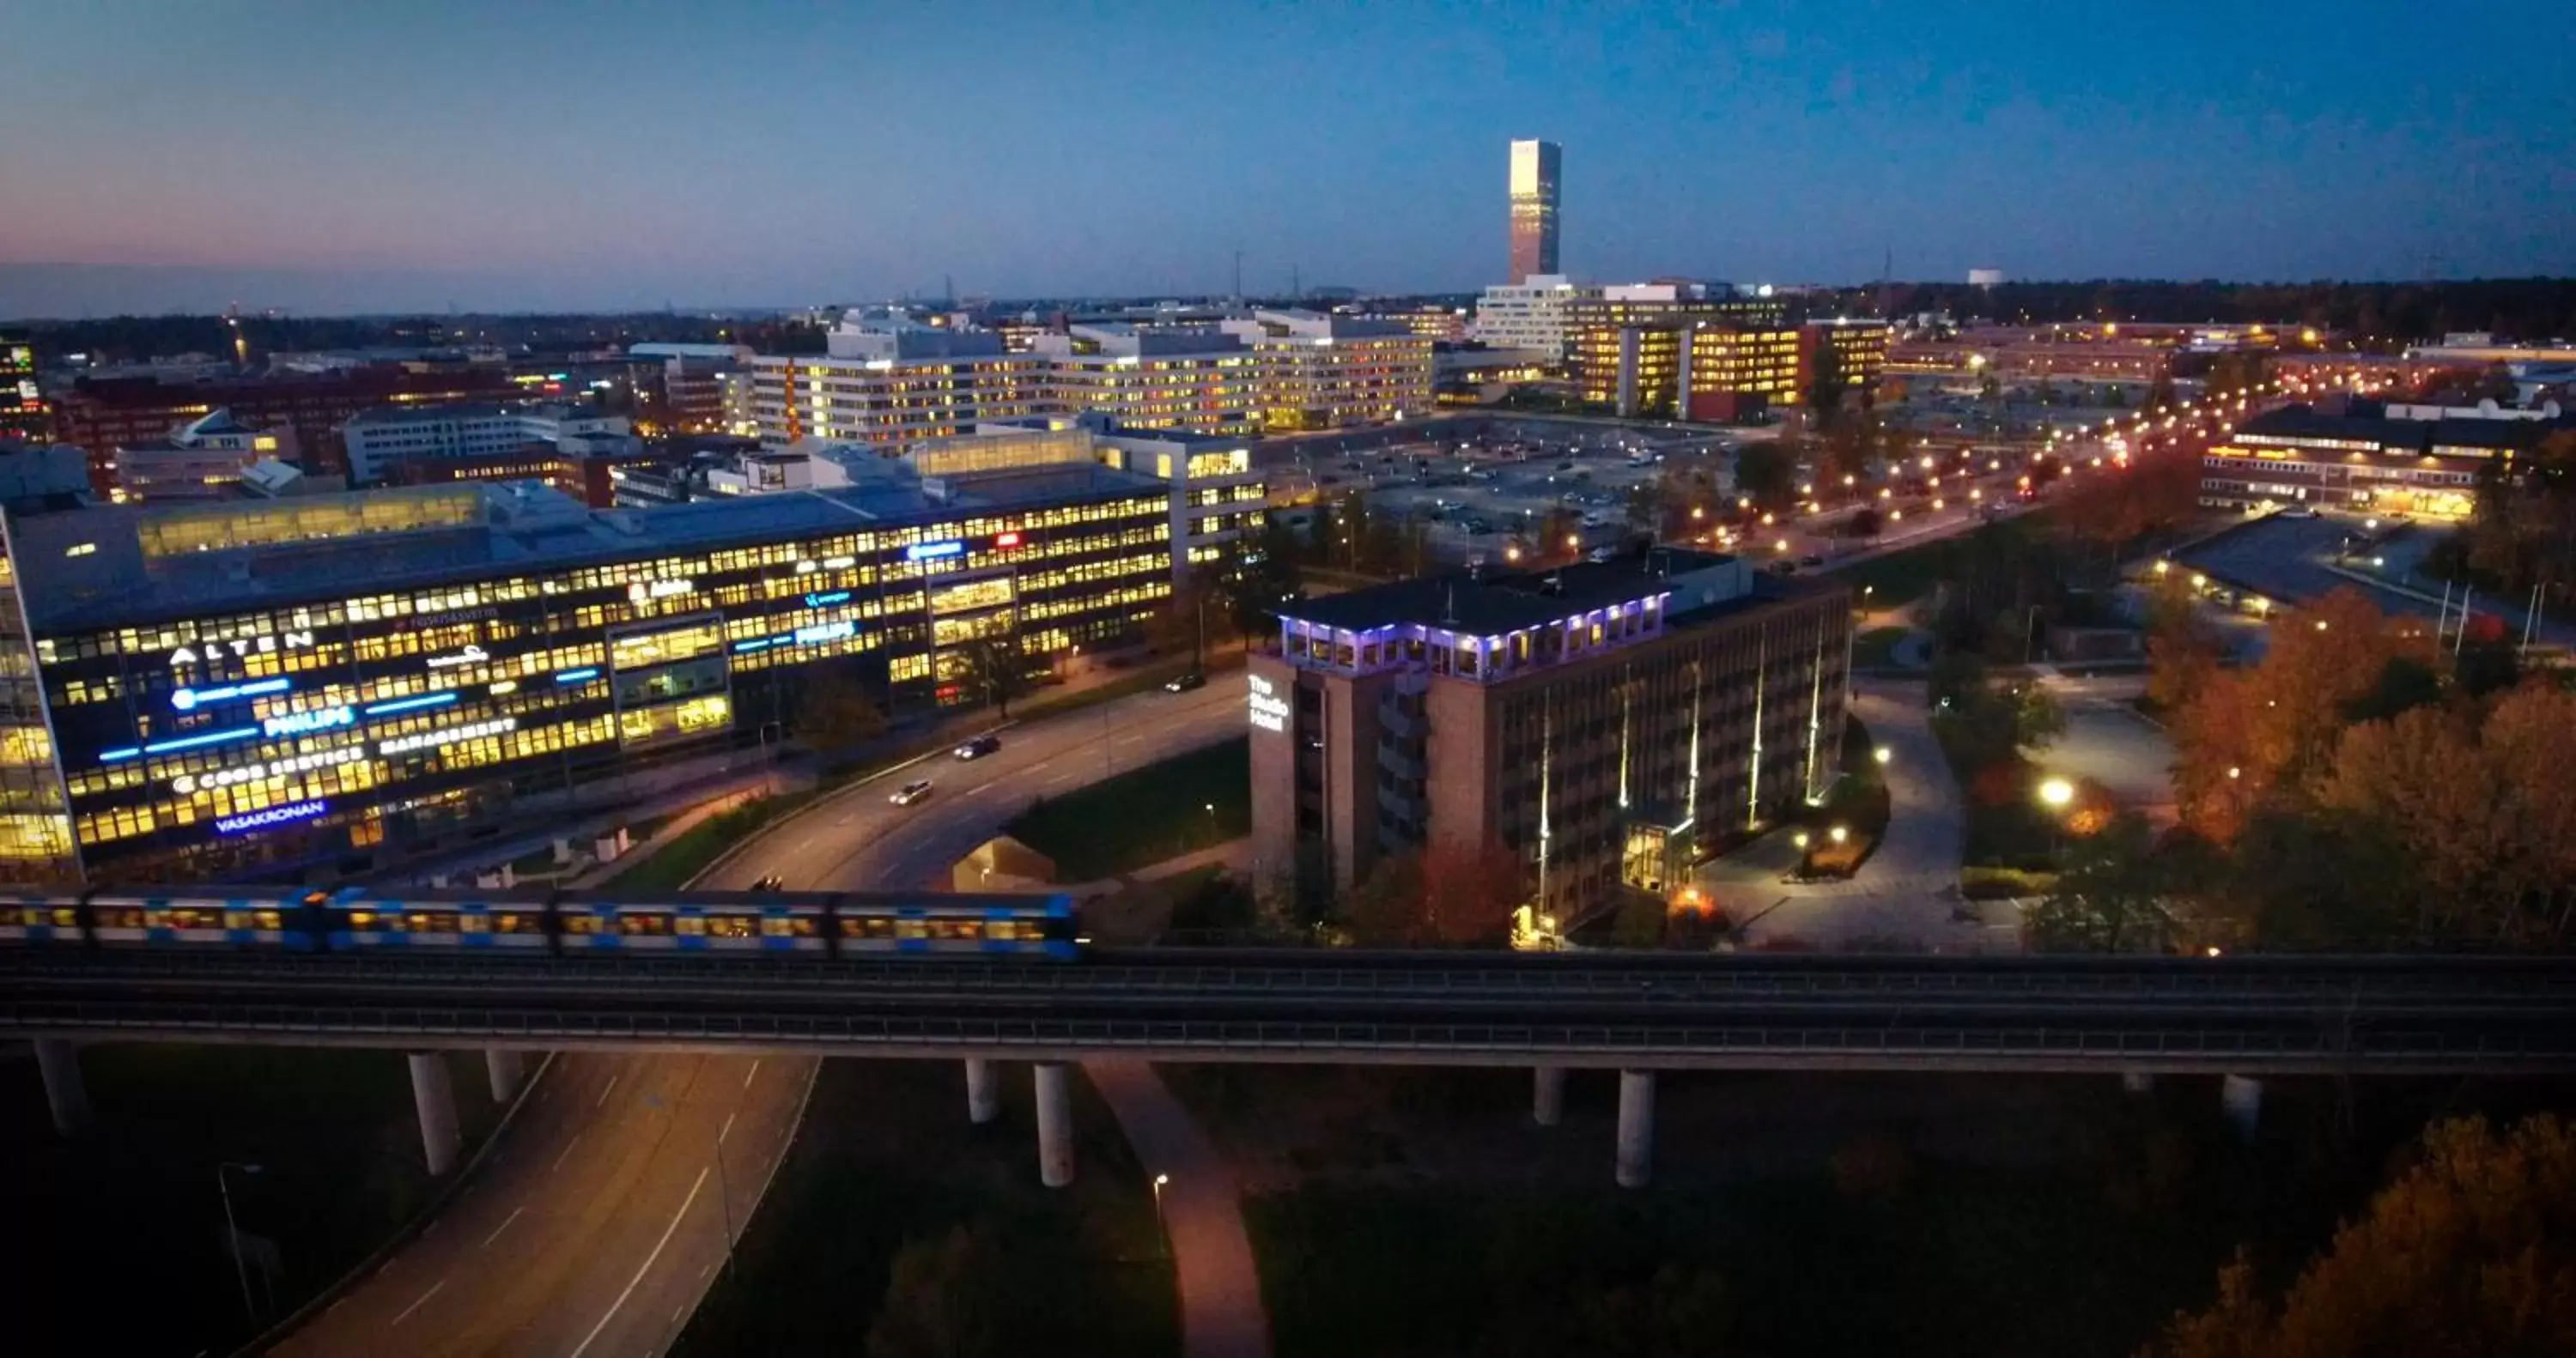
[2141, 1116, 2576, 1358]
[2015, 684, 2066, 750]
[1730, 441, 1797, 508]
[957, 634, 1030, 718]
[793, 666, 887, 755]
[1805, 340, 1847, 425]
[1343, 840, 1528, 946]
[2025, 812, 2171, 952]
[1844, 506, 1883, 538]
[866, 1224, 1004, 1358]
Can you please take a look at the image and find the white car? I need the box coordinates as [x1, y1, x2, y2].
[889, 779, 934, 806]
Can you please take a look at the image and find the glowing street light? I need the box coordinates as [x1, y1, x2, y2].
[2038, 777, 2075, 810]
[1873, 745, 1892, 765]
[1829, 825, 1849, 845]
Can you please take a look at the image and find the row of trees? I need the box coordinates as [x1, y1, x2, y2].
[1880, 278, 2576, 348]
[2439, 428, 2576, 608]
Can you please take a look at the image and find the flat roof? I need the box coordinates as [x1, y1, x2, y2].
[11, 464, 1166, 632]
[1282, 548, 1769, 635]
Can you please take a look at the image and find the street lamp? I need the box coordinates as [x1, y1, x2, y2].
[1152, 1173, 1171, 1258]
[2038, 777, 2075, 810]
[218, 1161, 264, 1323]
[1829, 825, 1848, 845]
[1873, 745, 1892, 765]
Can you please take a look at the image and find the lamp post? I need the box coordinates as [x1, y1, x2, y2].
[218, 1161, 263, 1324]
[1152, 1173, 1171, 1259]
[1792, 830, 1812, 878]
[2038, 776, 2075, 863]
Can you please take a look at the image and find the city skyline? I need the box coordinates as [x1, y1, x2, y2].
[3, 0, 2573, 317]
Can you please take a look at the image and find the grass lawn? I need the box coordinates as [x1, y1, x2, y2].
[1007, 737, 1250, 882]
[1852, 624, 1914, 669]
[672, 1059, 1176, 1357]
[0, 1046, 503, 1357]
[601, 794, 816, 891]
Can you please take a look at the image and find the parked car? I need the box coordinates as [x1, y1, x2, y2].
[953, 734, 1001, 761]
[890, 779, 935, 806]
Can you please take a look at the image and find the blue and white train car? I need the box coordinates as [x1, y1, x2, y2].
[834, 892, 1078, 961]
[88, 888, 327, 949]
[554, 890, 832, 954]
[0, 888, 82, 944]
[325, 887, 556, 950]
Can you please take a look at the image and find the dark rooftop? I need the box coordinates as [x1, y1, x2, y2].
[1282, 547, 1798, 636]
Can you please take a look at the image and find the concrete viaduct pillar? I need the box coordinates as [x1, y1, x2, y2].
[2221, 1075, 2262, 1139]
[1532, 1066, 1566, 1127]
[409, 1052, 462, 1177]
[2121, 1070, 2154, 1095]
[33, 1039, 89, 1134]
[1033, 1062, 1074, 1188]
[964, 1058, 999, 1125]
[1615, 1070, 1656, 1189]
[484, 1049, 528, 1104]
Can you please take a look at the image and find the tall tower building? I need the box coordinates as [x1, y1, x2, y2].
[1508, 139, 1561, 283]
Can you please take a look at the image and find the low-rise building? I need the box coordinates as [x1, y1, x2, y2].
[2200, 403, 2576, 519]
[112, 409, 303, 502]
[1248, 549, 1850, 922]
[1470, 276, 1604, 361]
[342, 403, 636, 486]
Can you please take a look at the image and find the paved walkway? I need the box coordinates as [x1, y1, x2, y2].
[1083, 1060, 1271, 1358]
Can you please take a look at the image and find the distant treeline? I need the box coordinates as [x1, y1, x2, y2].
[1874, 278, 2576, 348]
[7, 312, 824, 367]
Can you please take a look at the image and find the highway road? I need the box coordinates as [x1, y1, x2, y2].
[258, 680, 1242, 1356]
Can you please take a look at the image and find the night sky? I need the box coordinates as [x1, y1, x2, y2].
[3, 0, 2569, 315]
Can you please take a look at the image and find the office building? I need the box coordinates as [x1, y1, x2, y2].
[1248, 549, 1850, 921]
[628, 343, 755, 435]
[2, 333, 45, 443]
[749, 309, 1431, 448]
[3, 462, 1188, 880]
[1470, 276, 1604, 362]
[341, 403, 635, 486]
[112, 409, 304, 502]
[1509, 139, 1562, 282]
[1576, 318, 1889, 421]
[53, 367, 519, 494]
[2200, 403, 2576, 519]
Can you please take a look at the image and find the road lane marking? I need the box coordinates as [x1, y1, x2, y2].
[596, 1074, 619, 1108]
[390, 1279, 447, 1327]
[567, 1167, 710, 1358]
[744, 1058, 761, 1089]
[1046, 773, 1073, 787]
[718, 1112, 738, 1145]
[482, 1205, 526, 1248]
[551, 1131, 585, 1173]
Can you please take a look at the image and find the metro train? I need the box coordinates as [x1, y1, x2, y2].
[0, 884, 1081, 961]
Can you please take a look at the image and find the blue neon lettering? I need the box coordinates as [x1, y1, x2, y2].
[100, 747, 141, 763]
[262, 706, 354, 738]
[802, 590, 853, 607]
[171, 677, 292, 711]
[556, 667, 600, 683]
[215, 799, 328, 835]
[732, 638, 774, 653]
[362, 693, 458, 718]
[794, 621, 856, 646]
[904, 540, 964, 562]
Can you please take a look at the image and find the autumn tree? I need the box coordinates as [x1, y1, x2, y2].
[2025, 812, 2172, 952]
[2140, 1116, 2576, 1358]
[1730, 441, 1798, 508]
[867, 1224, 1005, 1358]
[793, 665, 888, 755]
[1343, 840, 1528, 946]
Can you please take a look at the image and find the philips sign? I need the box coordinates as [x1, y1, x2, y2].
[262, 706, 355, 738]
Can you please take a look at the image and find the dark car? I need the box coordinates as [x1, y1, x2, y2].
[751, 874, 786, 892]
[953, 734, 1001, 761]
[1164, 670, 1206, 693]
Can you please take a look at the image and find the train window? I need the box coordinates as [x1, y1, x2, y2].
[408, 912, 459, 934]
[841, 917, 898, 939]
[707, 916, 757, 938]
[562, 912, 603, 935]
[347, 909, 378, 930]
[937, 918, 984, 941]
[48, 907, 76, 928]
[153, 906, 222, 930]
[489, 912, 534, 933]
[896, 918, 929, 941]
[619, 912, 672, 936]
[763, 916, 817, 937]
[223, 909, 283, 930]
[674, 915, 707, 936]
[987, 919, 1042, 942]
[100, 907, 143, 929]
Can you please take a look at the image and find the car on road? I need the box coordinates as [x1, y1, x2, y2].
[751, 874, 786, 892]
[890, 779, 934, 806]
[953, 734, 1001, 761]
[1164, 670, 1206, 692]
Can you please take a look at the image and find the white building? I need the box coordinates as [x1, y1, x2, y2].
[341, 403, 635, 485]
[1470, 275, 1602, 361]
[112, 409, 302, 502]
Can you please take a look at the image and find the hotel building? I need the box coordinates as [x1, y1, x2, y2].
[0, 460, 1184, 881]
[1248, 549, 1850, 921]
[1574, 317, 1890, 421]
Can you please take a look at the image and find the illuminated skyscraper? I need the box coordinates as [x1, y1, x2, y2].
[1508, 139, 1560, 283]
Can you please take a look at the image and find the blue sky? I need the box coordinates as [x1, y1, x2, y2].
[2, 0, 2569, 314]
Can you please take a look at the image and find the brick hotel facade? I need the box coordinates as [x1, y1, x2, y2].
[1248, 550, 1850, 922]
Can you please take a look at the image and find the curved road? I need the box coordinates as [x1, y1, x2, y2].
[270, 680, 1246, 1356]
